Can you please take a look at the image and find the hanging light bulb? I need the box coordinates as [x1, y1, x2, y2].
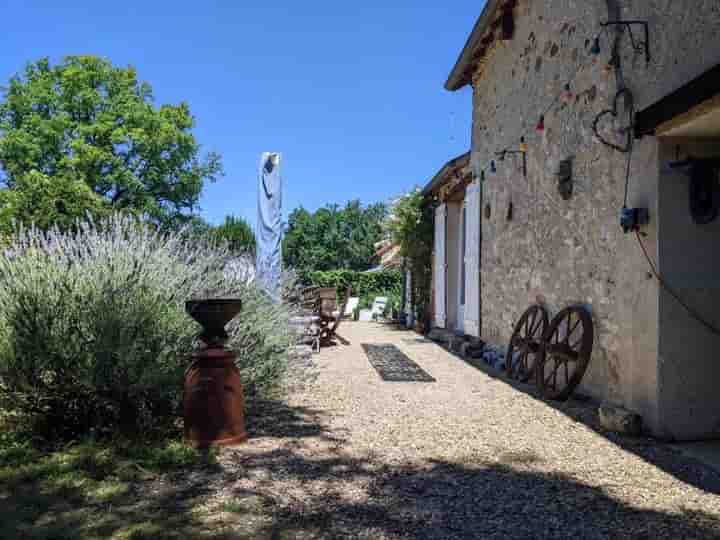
[536, 115, 545, 132]
[490, 160, 497, 173]
[519, 136, 527, 153]
[604, 52, 619, 75]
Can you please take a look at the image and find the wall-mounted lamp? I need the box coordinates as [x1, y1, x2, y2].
[495, 139, 527, 178]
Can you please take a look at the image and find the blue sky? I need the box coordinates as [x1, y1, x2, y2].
[1, 1, 478, 226]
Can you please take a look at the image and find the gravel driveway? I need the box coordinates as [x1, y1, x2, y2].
[199, 322, 720, 539]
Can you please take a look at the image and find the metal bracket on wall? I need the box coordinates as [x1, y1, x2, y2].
[495, 149, 527, 178]
[601, 20, 650, 65]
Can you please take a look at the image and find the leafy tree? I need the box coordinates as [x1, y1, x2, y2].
[0, 171, 107, 232]
[210, 215, 256, 255]
[185, 215, 256, 255]
[283, 200, 386, 274]
[0, 56, 222, 232]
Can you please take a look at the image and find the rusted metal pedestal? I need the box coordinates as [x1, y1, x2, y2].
[184, 346, 247, 447]
[183, 298, 247, 448]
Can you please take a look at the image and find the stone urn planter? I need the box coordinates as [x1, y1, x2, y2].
[183, 299, 247, 447]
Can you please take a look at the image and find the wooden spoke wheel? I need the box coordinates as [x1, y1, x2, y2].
[538, 306, 594, 401]
[506, 305, 549, 383]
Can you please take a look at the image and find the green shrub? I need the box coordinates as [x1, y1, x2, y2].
[0, 215, 294, 440]
[303, 269, 403, 320]
[228, 282, 295, 400]
[301, 269, 402, 300]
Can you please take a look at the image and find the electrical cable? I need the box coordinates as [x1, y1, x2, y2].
[635, 231, 720, 337]
[622, 114, 634, 207]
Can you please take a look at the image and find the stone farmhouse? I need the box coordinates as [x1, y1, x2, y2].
[425, 0, 720, 440]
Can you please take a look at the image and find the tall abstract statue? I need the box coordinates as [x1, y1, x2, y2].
[256, 152, 283, 299]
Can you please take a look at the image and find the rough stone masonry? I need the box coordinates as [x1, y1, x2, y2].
[466, 0, 720, 435]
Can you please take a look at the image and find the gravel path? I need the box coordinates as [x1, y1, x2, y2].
[203, 322, 720, 539]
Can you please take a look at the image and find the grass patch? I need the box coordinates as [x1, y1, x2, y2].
[123, 440, 216, 471]
[221, 499, 246, 514]
[0, 433, 221, 539]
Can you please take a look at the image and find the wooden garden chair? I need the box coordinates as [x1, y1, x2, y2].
[320, 286, 352, 346]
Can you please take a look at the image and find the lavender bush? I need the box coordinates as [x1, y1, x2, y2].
[0, 215, 295, 439]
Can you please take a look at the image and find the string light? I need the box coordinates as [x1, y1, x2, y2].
[481, 25, 616, 179]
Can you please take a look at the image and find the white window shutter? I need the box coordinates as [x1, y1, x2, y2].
[434, 204, 447, 328]
[464, 183, 481, 337]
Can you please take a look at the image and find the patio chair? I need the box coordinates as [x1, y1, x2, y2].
[371, 297, 388, 319]
[320, 286, 352, 346]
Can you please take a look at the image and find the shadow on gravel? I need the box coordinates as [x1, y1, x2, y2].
[222, 426, 720, 539]
[445, 346, 720, 497]
[246, 399, 345, 444]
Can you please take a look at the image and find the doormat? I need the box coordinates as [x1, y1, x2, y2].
[361, 343, 436, 382]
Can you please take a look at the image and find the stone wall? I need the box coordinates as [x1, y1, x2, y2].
[470, 0, 720, 416]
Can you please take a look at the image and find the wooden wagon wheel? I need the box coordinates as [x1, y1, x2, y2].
[538, 305, 594, 401]
[506, 305, 548, 383]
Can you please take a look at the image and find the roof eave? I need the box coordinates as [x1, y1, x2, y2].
[445, 0, 503, 91]
[421, 151, 472, 196]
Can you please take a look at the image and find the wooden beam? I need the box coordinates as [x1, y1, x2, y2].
[635, 62, 720, 137]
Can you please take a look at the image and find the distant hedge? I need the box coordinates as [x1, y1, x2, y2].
[300, 269, 402, 299]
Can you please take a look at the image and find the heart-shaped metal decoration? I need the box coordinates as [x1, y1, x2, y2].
[592, 87, 634, 153]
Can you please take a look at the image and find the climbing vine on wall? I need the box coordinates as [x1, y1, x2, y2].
[384, 188, 434, 326]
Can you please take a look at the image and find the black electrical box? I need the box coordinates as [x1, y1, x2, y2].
[620, 207, 649, 233]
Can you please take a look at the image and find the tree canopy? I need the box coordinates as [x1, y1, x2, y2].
[283, 200, 386, 274]
[187, 214, 256, 256]
[0, 56, 222, 232]
[210, 215, 256, 255]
